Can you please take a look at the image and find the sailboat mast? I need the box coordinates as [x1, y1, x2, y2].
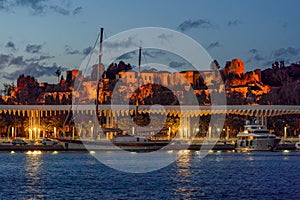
[99, 28, 104, 64]
[96, 28, 104, 120]
[136, 47, 142, 115]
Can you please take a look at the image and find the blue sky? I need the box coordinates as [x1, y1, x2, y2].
[0, 0, 300, 85]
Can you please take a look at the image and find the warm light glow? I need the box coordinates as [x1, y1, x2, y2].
[26, 150, 42, 155]
[10, 151, 15, 154]
[178, 150, 190, 155]
[283, 150, 290, 153]
[52, 151, 58, 155]
[89, 151, 96, 155]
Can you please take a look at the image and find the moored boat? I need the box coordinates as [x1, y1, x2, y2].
[235, 120, 281, 151]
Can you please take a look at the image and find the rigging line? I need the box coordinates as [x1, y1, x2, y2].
[63, 32, 100, 128]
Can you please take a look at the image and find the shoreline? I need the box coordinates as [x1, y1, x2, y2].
[0, 142, 296, 152]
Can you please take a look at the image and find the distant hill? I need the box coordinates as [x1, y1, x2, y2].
[260, 63, 300, 105]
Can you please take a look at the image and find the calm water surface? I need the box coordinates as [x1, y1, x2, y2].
[0, 151, 300, 199]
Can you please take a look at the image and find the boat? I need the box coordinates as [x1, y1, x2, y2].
[235, 120, 281, 151]
[57, 134, 170, 152]
[61, 28, 172, 152]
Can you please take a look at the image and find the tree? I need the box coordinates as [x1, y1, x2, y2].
[55, 69, 61, 82]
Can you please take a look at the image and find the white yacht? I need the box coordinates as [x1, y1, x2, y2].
[236, 120, 281, 151]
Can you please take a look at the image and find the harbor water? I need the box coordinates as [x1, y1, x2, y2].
[0, 151, 299, 199]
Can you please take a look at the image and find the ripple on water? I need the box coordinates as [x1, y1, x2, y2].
[0, 151, 300, 199]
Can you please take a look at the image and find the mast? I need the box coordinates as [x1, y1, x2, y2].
[135, 47, 142, 115]
[96, 28, 104, 122]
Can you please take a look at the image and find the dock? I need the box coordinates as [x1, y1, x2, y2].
[0, 142, 297, 152]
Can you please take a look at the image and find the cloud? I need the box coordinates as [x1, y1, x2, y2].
[3, 62, 67, 80]
[0, 54, 10, 66]
[142, 49, 166, 58]
[15, 0, 47, 15]
[249, 49, 258, 54]
[265, 47, 300, 65]
[82, 46, 93, 56]
[157, 33, 173, 41]
[9, 56, 26, 66]
[0, 52, 63, 80]
[0, 0, 83, 16]
[72, 6, 82, 15]
[228, 20, 240, 27]
[273, 47, 300, 58]
[25, 55, 54, 62]
[5, 41, 16, 51]
[169, 61, 185, 68]
[49, 5, 69, 15]
[0, 0, 10, 11]
[177, 19, 212, 32]
[64, 45, 81, 55]
[246, 49, 265, 64]
[105, 36, 138, 49]
[25, 44, 43, 54]
[116, 51, 136, 60]
[65, 45, 93, 55]
[207, 41, 221, 50]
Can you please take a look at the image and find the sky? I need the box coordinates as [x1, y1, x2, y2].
[0, 0, 300, 86]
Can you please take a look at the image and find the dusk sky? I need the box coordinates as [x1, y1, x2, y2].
[1, 0, 300, 85]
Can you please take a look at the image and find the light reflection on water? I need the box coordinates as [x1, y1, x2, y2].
[0, 151, 299, 199]
[23, 154, 45, 199]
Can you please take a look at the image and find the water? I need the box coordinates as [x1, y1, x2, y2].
[0, 151, 300, 199]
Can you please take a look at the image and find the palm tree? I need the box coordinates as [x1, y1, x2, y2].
[55, 69, 61, 83]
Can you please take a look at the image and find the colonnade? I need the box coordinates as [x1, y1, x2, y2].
[0, 105, 299, 140]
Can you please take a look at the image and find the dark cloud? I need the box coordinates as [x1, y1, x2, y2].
[253, 54, 264, 61]
[49, 5, 69, 15]
[82, 46, 93, 56]
[246, 49, 265, 64]
[65, 45, 93, 55]
[9, 56, 26, 66]
[64, 45, 81, 55]
[169, 61, 185, 68]
[25, 44, 43, 54]
[142, 49, 166, 58]
[72, 6, 82, 15]
[25, 55, 54, 62]
[249, 49, 258, 54]
[207, 41, 221, 50]
[177, 19, 212, 32]
[264, 47, 300, 65]
[273, 47, 300, 58]
[0, 0, 83, 16]
[116, 51, 136, 60]
[15, 0, 47, 15]
[228, 20, 240, 27]
[105, 36, 137, 49]
[0, 54, 10, 66]
[0, 52, 63, 80]
[0, 0, 10, 11]
[5, 41, 16, 51]
[3, 62, 66, 80]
